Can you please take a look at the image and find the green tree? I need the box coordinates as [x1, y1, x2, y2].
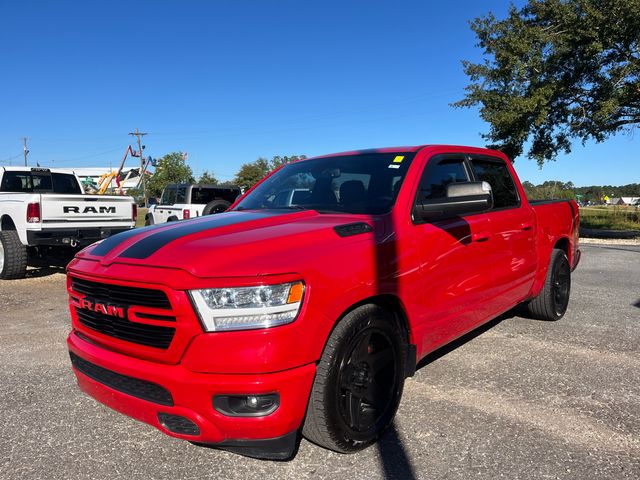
[270, 155, 307, 170]
[198, 170, 219, 185]
[147, 152, 194, 198]
[233, 155, 307, 190]
[455, 0, 640, 164]
[233, 157, 271, 191]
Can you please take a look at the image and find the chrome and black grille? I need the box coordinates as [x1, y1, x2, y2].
[71, 276, 176, 349]
[69, 351, 173, 406]
[75, 309, 175, 349]
[71, 277, 172, 309]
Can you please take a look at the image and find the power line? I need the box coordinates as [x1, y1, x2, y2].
[0, 152, 23, 164]
[129, 128, 148, 207]
[50, 146, 123, 164]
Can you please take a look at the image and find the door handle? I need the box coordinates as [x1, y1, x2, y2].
[471, 231, 491, 242]
[520, 222, 533, 231]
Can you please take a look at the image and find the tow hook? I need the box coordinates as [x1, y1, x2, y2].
[70, 239, 78, 248]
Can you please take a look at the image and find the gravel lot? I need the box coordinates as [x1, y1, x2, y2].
[1, 244, 638, 480]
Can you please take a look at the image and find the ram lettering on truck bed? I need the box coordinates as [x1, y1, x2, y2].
[66, 145, 580, 460]
[0, 167, 136, 279]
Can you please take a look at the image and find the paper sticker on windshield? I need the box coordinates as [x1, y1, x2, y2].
[388, 155, 404, 168]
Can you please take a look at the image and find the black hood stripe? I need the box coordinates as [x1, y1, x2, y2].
[90, 224, 158, 257]
[118, 211, 277, 259]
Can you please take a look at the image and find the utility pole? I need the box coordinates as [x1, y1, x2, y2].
[22, 137, 29, 166]
[128, 128, 148, 206]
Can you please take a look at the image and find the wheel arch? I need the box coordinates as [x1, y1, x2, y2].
[330, 293, 416, 376]
[530, 235, 572, 303]
[1, 214, 16, 231]
[554, 236, 570, 261]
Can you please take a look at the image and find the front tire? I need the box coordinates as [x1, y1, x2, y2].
[0, 230, 28, 279]
[525, 248, 571, 321]
[303, 304, 406, 453]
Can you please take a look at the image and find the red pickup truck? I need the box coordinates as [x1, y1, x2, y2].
[66, 145, 580, 460]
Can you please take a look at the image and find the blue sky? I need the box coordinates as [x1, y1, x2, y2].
[0, 1, 636, 186]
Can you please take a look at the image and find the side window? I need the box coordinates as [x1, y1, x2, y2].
[176, 186, 187, 204]
[470, 158, 519, 209]
[416, 157, 470, 204]
[161, 187, 177, 205]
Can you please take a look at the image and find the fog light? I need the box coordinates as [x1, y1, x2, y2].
[158, 413, 200, 436]
[213, 393, 280, 417]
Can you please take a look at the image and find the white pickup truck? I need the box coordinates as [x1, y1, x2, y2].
[145, 183, 241, 225]
[0, 167, 136, 279]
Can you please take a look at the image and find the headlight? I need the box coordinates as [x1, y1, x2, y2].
[188, 281, 305, 332]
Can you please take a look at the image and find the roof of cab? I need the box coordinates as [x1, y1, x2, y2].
[1, 166, 78, 174]
[305, 144, 507, 161]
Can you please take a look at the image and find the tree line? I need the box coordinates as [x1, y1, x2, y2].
[145, 152, 307, 198]
[522, 180, 640, 202]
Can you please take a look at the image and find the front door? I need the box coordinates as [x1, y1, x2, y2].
[410, 154, 498, 353]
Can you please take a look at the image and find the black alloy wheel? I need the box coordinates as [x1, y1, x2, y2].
[552, 253, 571, 316]
[524, 248, 571, 321]
[336, 327, 398, 439]
[303, 304, 406, 453]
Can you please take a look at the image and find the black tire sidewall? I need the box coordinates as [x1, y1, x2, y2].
[321, 306, 406, 451]
[202, 200, 230, 215]
[0, 230, 27, 279]
[550, 251, 571, 318]
[0, 232, 7, 277]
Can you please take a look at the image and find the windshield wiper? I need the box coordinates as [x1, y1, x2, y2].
[269, 205, 308, 210]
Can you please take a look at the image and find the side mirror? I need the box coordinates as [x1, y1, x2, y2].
[416, 181, 493, 221]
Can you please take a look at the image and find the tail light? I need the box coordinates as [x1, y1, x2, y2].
[27, 202, 41, 223]
[132, 204, 138, 222]
[183, 209, 190, 219]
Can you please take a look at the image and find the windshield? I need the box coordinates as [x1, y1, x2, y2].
[234, 152, 416, 215]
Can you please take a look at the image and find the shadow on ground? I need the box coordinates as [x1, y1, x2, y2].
[24, 265, 66, 278]
[377, 422, 417, 480]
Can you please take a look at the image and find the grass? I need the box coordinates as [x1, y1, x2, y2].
[579, 206, 640, 231]
[136, 208, 147, 227]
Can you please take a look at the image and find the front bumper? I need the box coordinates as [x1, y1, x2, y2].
[67, 330, 315, 459]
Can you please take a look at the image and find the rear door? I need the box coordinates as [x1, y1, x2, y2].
[468, 156, 536, 312]
[411, 154, 498, 350]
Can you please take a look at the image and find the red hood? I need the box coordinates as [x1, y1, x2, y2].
[78, 210, 379, 278]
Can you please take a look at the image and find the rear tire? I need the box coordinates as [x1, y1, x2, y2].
[302, 304, 406, 453]
[202, 200, 230, 215]
[144, 214, 154, 226]
[525, 249, 571, 321]
[0, 230, 28, 279]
